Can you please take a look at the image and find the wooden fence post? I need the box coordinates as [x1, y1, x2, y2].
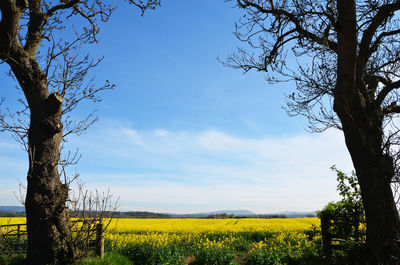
[96, 222, 104, 258]
[16, 224, 21, 244]
[320, 215, 332, 256]
[16, 224, 21, 251]
[87, 221, 91, 251]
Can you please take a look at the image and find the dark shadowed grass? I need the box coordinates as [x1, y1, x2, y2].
[74, 252, 131, 265]
[0, 254, 25, 265]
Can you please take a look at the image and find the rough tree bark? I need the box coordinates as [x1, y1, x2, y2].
[25, 92, 74, 264]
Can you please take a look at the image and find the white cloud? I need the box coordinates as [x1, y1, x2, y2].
[66, 125, 353, 213]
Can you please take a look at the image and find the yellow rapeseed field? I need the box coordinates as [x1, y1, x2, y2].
[108, 217, 319, 234]
[0, 217, 25, 226]
[0, 217, 319, 232]
[104, 217, 319, 249]
[0, 217, 318, 236]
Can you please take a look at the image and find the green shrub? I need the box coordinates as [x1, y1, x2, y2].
[317, 166, 365, 264]
[318, 166, 364, 242]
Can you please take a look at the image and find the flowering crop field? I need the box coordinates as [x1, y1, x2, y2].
[0, 217, 323, 264]
[108, 217, 319, 233]
[104, 218, 322, 265]
[0, 218, 26, 226]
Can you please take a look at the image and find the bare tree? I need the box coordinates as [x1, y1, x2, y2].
[225, 0, 400, 263]
[67, 180, 119, 260]
[0, 1, 159, 264]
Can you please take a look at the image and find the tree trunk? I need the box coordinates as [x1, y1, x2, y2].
[25, 93, 74, 265]
[339, 112, 400, 264]
[335, 1, 400, 263]
[0, 7, 76, 259]
[357, 158, 400, 264]
[340, 115, 400, 263]
[337, 92, 400, 265]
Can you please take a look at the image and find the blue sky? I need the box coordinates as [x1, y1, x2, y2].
[0, 1, 353, 213]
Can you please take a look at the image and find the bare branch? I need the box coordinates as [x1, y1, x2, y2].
[237, 0, 338, 52]
[383, 103, 400, 114]
[377, 80, 400, 106]
[358, 1, 400, 67]
[128, 0, 160, 15]
[46, 0, 80, 17]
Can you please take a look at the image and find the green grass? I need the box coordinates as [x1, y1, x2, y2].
[74, 252, 131, 265]
[0, 254, 26, 265]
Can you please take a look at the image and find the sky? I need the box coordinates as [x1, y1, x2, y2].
[0, 0, 354, 214]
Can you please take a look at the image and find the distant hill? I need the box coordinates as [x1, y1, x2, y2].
[169, 210, 256, 218]
[114, 211, 170, 218]
[0, 206, 25, 213]
[169, 210, 317, 218]
[259, 211, 317, 218]
[212, 210, 256, 216]
[169, 210, 316, 218]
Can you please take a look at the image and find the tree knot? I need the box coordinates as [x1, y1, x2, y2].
[41, 117, 63, 134]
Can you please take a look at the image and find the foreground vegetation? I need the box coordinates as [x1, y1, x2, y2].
[1, 217, 364, 264]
